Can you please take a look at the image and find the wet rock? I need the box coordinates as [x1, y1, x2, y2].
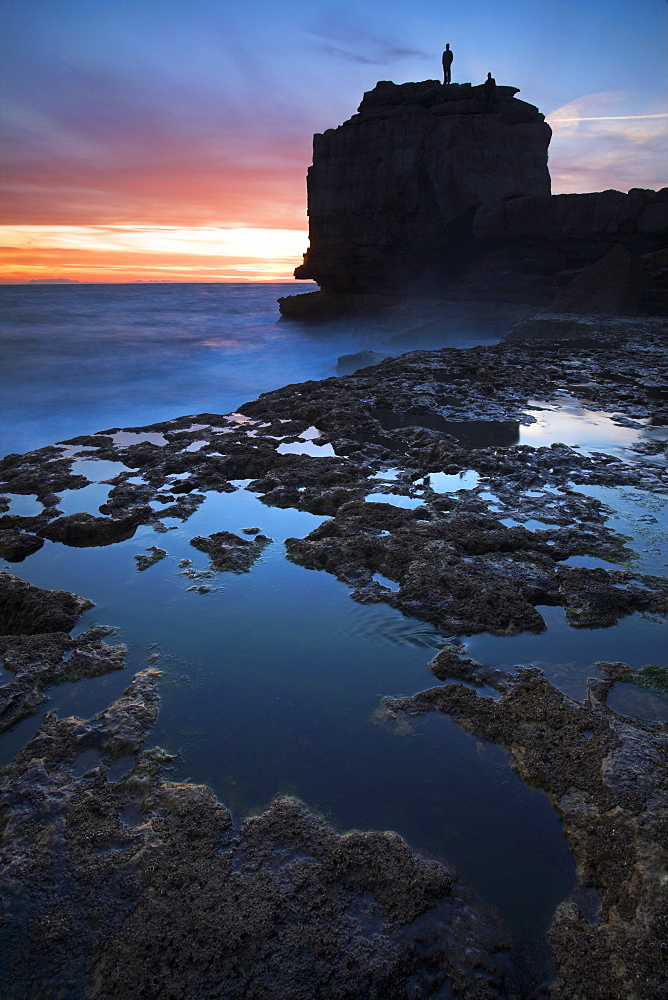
[40, 510, 148, 546]
[0, 570, 92, 634]
[389, 664, 668, 1000]
[0, 448, 89, 498]
[0, 626, 125, 735]
[0, 672, 518, 1000]
[616, 663, 668, 697]
[189, 530, 271, 573]
[0, 574, 122, 733]
[285, 499, 660, 637]
[429, 644, 505, 686]
[99, 479, 155, 516]
[134, 546, 167, 571]
[556, 564, 668, 628]
[0, 528, 44, 562]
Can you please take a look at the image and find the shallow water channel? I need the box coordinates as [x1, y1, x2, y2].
[2, 396, 667, 970]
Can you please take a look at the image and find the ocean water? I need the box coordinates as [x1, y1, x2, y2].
[0, 282, 498, 455]
[1, 282, 664, 971]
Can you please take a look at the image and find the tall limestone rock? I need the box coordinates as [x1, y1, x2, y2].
[294, 80, 551, 294]
[282, 79, 667, 323]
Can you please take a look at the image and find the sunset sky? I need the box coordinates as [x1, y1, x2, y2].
[1, 0, 666, 283]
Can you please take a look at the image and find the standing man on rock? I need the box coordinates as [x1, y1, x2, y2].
[483, 71, 496, 112]
[442, 43, 453, 84]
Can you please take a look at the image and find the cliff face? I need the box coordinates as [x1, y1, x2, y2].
[295, 80, 552, 293]
[285, 79, 667, 322]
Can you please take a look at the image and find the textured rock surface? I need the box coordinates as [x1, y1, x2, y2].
[190, 529, 271, 572]
[0, 572, 122, 733]
[474, 187, 668, 241]
[285, 501, 665, 635]
[387, 651, 668, 1000]
[0, 528, 44, 562]
[0, 670, 517, 1000]
[294, 79, 551, 293]
[0, 569, 92, 634]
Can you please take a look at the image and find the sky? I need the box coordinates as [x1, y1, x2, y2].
[1, 0, 666, 283]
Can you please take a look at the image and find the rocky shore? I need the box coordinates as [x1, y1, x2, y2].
[1, 319, 667, 997]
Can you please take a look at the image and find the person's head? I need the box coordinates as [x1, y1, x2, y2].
[446, 43, 450, 50]
[487, 72, 492, 79]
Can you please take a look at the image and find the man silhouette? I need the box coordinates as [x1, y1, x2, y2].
[442, 44, 453, 84]
[483, 71, 496, 112]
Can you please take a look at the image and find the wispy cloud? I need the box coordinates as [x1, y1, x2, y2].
[308, 6, 426, 65]
[547, 91, 668, 193]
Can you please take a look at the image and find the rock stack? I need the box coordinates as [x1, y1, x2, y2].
[281, 79, 667, 326]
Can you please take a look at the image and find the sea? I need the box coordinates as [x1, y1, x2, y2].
[0, 281, 499, 456]
[1, 282, 666, 977]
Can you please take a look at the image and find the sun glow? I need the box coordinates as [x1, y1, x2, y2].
[0, 226, 309, 283]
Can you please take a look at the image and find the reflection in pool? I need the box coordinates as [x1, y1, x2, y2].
[374, 408, 520, 447]
[521, 397, 645, 458]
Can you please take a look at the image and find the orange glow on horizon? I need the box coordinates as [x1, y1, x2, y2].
[0, 225, 309, 283]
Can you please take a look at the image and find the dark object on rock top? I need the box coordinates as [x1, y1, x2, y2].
[483, 72, 497, 113]
[442, 43, 453, 84]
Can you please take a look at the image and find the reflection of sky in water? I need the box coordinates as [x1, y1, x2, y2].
[1, 493, 43, 516]
[370, 467, 402, 481]
[568, 484, 667, 578]
[417, 470, 480, 493]
[521, 398, 643, 457]
[57, 482, 112, 517]
[110, 431, 167, 447]
[466, 605, 666, 702]
[364, 492, 424, 509]
[277, 440, 336, 457]
[71, 458, 127, 481]
[608, 682, 668, 724]
[500, 516, 558, 531]
[0, 485, 576, 946]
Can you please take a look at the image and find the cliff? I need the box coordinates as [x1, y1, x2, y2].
[281, 79, 668, 324]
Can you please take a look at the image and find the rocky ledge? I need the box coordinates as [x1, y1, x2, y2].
[0, 571, 124, 735]
[1, 325, 667, 997]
